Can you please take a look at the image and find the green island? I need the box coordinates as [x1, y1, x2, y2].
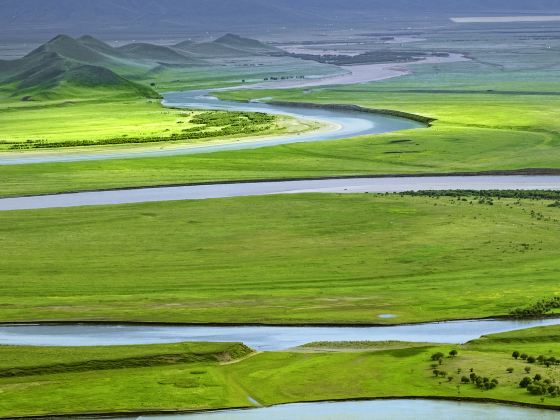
[1, 192, 559, 324]
[1, 325, 559, 417]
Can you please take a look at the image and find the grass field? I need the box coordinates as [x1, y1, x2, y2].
[2, 84, 559, 197]
[0, 325, 559, 417]
[1, 193, 559, 324]
[0, 94, 311, 151]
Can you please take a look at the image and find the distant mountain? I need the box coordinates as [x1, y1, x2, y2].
[0, 35, 166, 98]
[2, 0, 560, 37]
[25, 34, 120, 66]
[176, 33, 285, 59]
[214, 34, 283, 54]
[117, 43, 204, 64]
[0, 33, 287, 99]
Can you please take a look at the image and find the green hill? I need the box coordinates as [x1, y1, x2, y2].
[0, 33, 289, 101]
[29, 34, 118, 66]
[76, 35, 129, 59]
[117, 42, 205, 65]
[0, 35, 182, 100]
[62, 65, 160, 98]
[214, 33, 282, 54]
[176, 33, 284, 58]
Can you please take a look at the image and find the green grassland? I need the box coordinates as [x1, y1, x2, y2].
[1, 193, 559, 324]
[2, 83, 559, 197]
[0, 326, 559, 417]
[0, 85, 313, 151]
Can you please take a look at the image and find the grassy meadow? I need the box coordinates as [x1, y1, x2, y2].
[1, 193, 559, 324]
[0, 325, 559, 417]
[0, 91, 310, 151]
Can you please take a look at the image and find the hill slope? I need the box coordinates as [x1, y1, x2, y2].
[176, 33, 284, 58]
[0, 35, 162, 99]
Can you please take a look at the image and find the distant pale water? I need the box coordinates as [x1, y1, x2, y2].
[1, 318, 559, 349]
[132, 399, 560, 419]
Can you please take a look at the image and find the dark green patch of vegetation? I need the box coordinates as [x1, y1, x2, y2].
[287, 50, 441, 66]
[509, 297, 560, 318]
[0, 343, 252, 378]
[9, 110, 276, 149]
[402, 190, 560, 201]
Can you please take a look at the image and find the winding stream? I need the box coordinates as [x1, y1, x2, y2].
[131, 399, 560, 419]
[1, 318, 559, 350]
[1, 175, 559, 211]
[0, 90, 422, 165]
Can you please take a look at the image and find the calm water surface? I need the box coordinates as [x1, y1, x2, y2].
[1, 318, 559, 350]
[132, 399, 560, 419]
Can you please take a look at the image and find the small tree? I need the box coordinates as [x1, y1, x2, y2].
[525, 366, 532, 374]
[431, 352, 444, 361]
[449, 349, 458, 358]
[461, 376, 470, 383]
[527, 356, 536, 364]
[507, 367, 514, 373]
[512, 351, 520, 359]
[521, 353, 528, 360]
[519, 377, 532, 388]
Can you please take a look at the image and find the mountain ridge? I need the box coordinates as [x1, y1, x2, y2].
[0, 33, 286, 99]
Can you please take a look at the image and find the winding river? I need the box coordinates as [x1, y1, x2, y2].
[131, 400, 559, 419]
[0, 90, 422, 166]
[1, 318, 559, 349]
[1, 175, 559, 210]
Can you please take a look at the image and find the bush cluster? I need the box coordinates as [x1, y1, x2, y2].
[509, 297, 560, 318]
[402, 190, 560, 201]
[9, 110, 275, 150]
[520, 375, 560, 397]
[512, 350, 559, 367]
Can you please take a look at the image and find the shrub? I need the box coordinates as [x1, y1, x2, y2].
[519, 377, 532, 388]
